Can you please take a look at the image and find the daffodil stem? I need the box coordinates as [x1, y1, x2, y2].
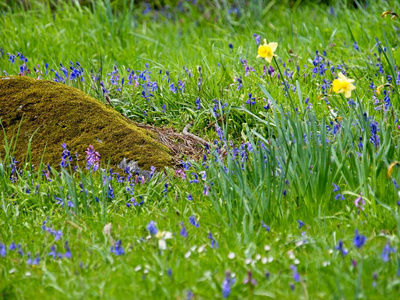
[273, 56, 296, 113]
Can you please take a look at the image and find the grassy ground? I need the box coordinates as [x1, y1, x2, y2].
[2, 0, 400, 299]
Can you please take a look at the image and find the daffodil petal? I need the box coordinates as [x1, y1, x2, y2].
[268, 42, 278, 52]
[345, 90, 352, 98]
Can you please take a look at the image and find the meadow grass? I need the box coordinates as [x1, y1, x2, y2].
[1, 0, 400, 299]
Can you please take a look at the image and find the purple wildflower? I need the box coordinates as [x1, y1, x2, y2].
[188, 216, 199, 228]
[48, 245, 57, 259]
[243, 271, 257, 286]
[0, 244, 6, 257]
[354, 193, 365, 211]
[85, 145, 100, 171]
[64, 241, 72, 258]
[33, 253, 40, 265]
[147, 221, 158, 235]
[333, 183, 340, 192]
[186, 290, 193, 300]
[27, 252, 33, 265]
[180, 222, 188, 238]
[335, 240, 348, 256]
[261, 221, 270, 232]
[353, 230, 367, 249]
[297, 220, 305, 229]
[208, 232, 218, 249]
[110, 240, 124, 256]
[290, 265, 300, 282]
[382, 243, 395, 262]
[9, 242, 16, 251]
[222, 271, 235, 298]
[17, 244, 23, 256]
[60, 143, 73, 168]
[195, 97, 201, 110]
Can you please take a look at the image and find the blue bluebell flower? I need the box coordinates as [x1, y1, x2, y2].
[180, 222, 187, 238]
[186, 290, 193, 300]
[253, 34, 261, 45]
[261, 221, 270, 232]
[149, 166, 156, 179]
[162, 183, 168, 197]
[147, 221, 158, 235]
[64, 241, 72, 258]
[297, 220, 305, 229]
[33, 253, 40, 265]
[9, 242, 16, 251]
[353, 230, 367, 249]
[382, 243, 395, 262]
[110, 240, 124, 256]
[189, 216, 199, 228]
[48, 245, 57, 259]
[290, 265, 300, 282]
[208, 232, 218, 248]
[246, 94, 256, 106]
[27, 252, 33, 265]
[17, 244, 23, 256]
[195, 97, 201, 110]
[108, 184, 114, 199]
[333, 183, 340, 192]
[0, 244, 6, 257]
[60, 143, 73, 167]
[222, 272, 235, 298]
[335, 240, 348, 256]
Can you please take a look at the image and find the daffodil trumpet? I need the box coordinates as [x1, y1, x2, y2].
[332, 72, 356, 98]
[257, 39, 278, 63]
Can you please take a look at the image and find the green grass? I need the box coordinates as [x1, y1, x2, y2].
[2, 0, 400, 299]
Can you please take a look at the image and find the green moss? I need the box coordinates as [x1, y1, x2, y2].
[0, 76, 173, 171]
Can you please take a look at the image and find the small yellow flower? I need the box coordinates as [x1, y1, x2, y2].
[257, 39, 278, 63]
[332, 72, 356, 98]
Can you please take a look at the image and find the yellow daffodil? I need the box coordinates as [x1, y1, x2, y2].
[332, 72, 356, 98]
[257, 39, 278, 63]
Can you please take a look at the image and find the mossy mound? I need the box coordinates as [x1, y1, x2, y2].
[0, 76, 173, 172]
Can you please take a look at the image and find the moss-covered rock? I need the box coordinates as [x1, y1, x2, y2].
[0, 76, 173, 172]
